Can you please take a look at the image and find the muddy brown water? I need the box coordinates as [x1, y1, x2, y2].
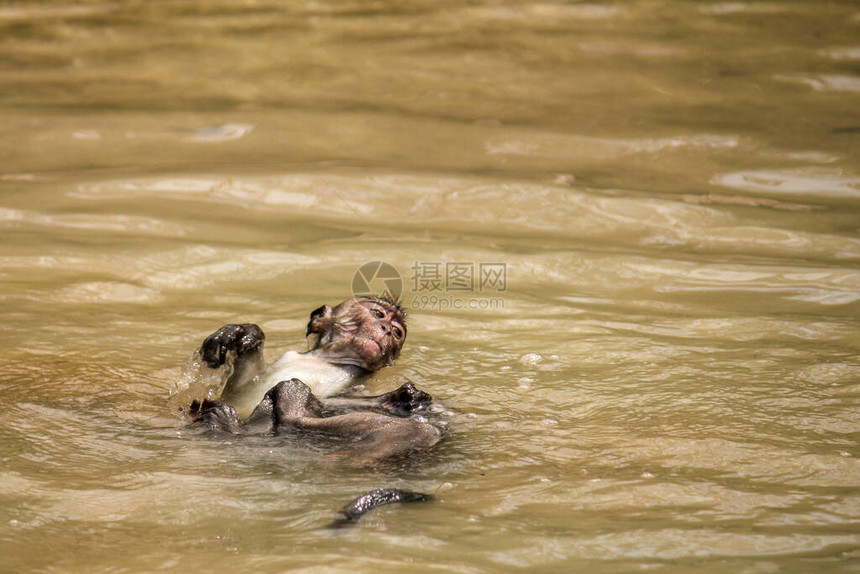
[1, 1, 859, 572]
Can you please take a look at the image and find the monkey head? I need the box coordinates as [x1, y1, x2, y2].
[305, 296, 407, 372]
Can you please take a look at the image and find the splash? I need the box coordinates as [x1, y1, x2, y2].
[167, 351, 233, 418]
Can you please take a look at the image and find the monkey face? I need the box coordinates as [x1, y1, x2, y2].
[305, 296, 407, 372]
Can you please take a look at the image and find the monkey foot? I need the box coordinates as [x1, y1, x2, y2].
[376, 382, 432, 415]
[194, 400, 244, 434]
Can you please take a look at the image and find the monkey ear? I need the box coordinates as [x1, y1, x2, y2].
[306, 305, 333, 337]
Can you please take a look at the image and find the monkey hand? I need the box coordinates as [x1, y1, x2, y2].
[200, 323, 265, 369]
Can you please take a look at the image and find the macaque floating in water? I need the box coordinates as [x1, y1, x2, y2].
[176, 296, 442, 524]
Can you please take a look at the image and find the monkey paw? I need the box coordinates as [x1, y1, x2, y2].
[200, 323, 265, 369]
[193, 400, 244, 434]
[378, 381, 433, 415]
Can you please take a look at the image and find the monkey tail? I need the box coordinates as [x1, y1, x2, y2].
[330, 488, 433, 527]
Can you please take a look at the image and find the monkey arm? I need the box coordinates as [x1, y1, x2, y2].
[200, 324, 266, 369]
[286, 410, 441, 465]
[197, 323, 266, 405]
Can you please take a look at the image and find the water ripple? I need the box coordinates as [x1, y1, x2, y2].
[714, 169, 860, 198]
[0, 207, 186, 236]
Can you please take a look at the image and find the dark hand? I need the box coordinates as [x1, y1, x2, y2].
[200, 323, 265, 369]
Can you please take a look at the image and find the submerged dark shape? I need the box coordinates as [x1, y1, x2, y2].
[331, 488, 434, 527]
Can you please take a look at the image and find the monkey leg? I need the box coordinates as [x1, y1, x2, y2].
[325, 381, 433, 417]
[270, 379, 441, 465]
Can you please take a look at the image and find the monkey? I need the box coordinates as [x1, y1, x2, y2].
[179, 296, 442, 523]
[192, 296, 420, 420]
[179, 296, 442, 492]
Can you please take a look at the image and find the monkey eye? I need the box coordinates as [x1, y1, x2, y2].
[392, 325, 404, 339]
[371, 308, 385, 319]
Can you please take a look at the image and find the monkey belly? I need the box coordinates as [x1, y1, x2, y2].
[222, 351, 356, 419]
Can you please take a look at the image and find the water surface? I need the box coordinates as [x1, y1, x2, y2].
[1, 1, 859, 572]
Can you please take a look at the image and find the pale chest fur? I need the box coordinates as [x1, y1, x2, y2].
[263, 351, 355, 399]
[226, 350, 355, 419]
